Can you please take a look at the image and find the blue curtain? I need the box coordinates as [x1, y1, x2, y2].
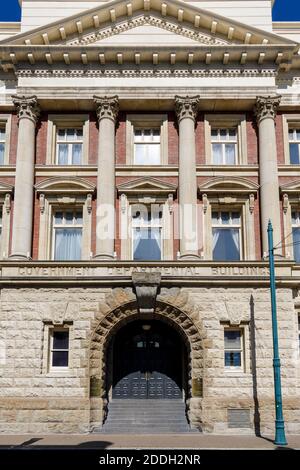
[293, 228, 300, 262]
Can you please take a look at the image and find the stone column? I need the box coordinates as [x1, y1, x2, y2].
[254, 96, 282, 256]
[93, 95, 119, 259]
[10, 95, 40, 260]
[175, 95, 200, 259]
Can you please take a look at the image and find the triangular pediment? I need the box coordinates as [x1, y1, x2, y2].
[117, 177, 177, 196]
[0, 0, 295, 48]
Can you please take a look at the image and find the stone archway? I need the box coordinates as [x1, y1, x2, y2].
[89, 287, 204, 430]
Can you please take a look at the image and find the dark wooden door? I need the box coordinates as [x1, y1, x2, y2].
[112, 321, 183, 399]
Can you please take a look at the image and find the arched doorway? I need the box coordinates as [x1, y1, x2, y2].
[111, 319, 187, 400]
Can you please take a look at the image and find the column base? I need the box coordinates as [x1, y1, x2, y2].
[178, 252, 202, 261]
[93, 253, 116, 261]
[8, 253, 32, 261]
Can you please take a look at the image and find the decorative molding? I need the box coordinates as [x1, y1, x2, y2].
[93, 95, 119, 122]
[12, 95, 40, 124]
[15, 68, 278, 79]
[132, 271, 161, 314]
[87, 193, 93, 214]
[168, 193, 174, 214]
[68, 15, 230, 47]
[120, 193, 127, 214]
[254, 95, 281, 124]
[202, 193, 208, 214]
[175, 95, 200, 122]
[249, 193, 255, 214]
[4, 193, 11, 214]
[39, 193, 45, 214]
[283, 193, 289, 214]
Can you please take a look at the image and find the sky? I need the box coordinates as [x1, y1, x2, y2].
[0, 0, 300, 22]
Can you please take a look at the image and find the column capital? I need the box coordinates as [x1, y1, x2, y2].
[93, 95, 119, 122]
[254, 95, 281, 124]
[175, 95, 200, 123]
[12, 95, 40, 124]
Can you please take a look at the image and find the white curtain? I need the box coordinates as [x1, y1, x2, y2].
[133, 228, 142, 259]
[133, 228, 161, 260]
[212, 229, 220, 251]
[225, 144, 236, 164]
[58, 144, 68, 165]
[212, 144, 222, 164]
[232, 229, 240, 253]
[0, 143, 4, 165]
[55, 228, 82, 260]
[72, 144, 82, 164]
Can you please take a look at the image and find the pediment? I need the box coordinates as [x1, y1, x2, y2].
[0, 0, 294, 48]
[35, 177, 95, 194]
[117, 177, 177, 196]
[0, 182, 13, 194]
[280, 180, 300, 193]
[199, 177, 259, 194]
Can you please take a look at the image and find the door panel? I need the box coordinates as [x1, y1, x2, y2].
[112, 320, 183, 399]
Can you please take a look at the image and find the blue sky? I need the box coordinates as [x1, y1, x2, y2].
[0, 0, 300, 22]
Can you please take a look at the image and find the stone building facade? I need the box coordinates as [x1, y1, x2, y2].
[0, 0, 299, 434]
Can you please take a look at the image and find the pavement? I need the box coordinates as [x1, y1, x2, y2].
[0, 433, 299, 449]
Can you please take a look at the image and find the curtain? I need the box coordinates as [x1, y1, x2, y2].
[213, 228, 240, 261]
[225, 144, 236, 164]
[55, 228, 82, 260]
[212, 144, 222, 164]
[212, 229, 220, 251]
[133, 228, 161, 260]
[232, 229, 240, 253]
[0, 143, 4, 165]
[57, 144, 68, 165]
[72, 144, 82, 164]
[293, 228, 300, 262]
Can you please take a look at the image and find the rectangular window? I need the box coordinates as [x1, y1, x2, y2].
[53, 209, 83, 260]
[292, 211, 300, 262]
[289, 129, 300, 164]
[56, 128, 83, 165]
[0, 127, 5, 165]
[212, 211, 241, 261]
[134, 128, 161, 165]
[132, 206, 162, 260]
[50, 329, 69, 368]
[224, 329, 243, 368]
[211, 128, 237, 165]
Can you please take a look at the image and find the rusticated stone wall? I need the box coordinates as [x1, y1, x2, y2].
[0, 285, 299, 434]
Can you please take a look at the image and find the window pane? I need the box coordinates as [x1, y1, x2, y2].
[289, 143, 300, 164]
[232, 212, 240, 224]
[292, 212, 297, 224]
[288, 129, 294, 140]
[225, 352, 241, 367]
[220, 129, 227, 138]
[0, 143, 5, 165]
[75, 211, 83, 224]
[225, 330, 241, 349]
[65, 211, 73, 223]
[52, 351, 69, 367]
[134, 144, 146, 164]
[225, 144, 236, 164]
[148, 144, 160, 164]
[72, 144, 82, 164]
[134, 129, 143, 142]
[213, 228, 240, 261]
[212, 144, 223, 164]
[297, 129, 300, 140]
[133, 228, 161, 261]
[53, 331, 69, 349]
[144, 129, 151, 137]
[0, 128, 5, 139]
[54, 228, 82, 260]
[212, 212, 219, 224]
[229, 129, 237, 138]
[57, 144, 68, 165]
[54, 212, 63, 224]
[211, 129, 218, 138]
[221, 212, 230, 225]
[152, 129, 160, 142]
[293, 228, 300, 262]
[76, 129, 83, 139]
[57, 129, 65, 139]
[66, 129, 76, 141]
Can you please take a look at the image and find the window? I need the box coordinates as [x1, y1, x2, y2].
[289, 129, 300, 164]
[56, 128, 83, 165]
[212, 211, 241, 261]
[211, 128, 237, 164]
[298, 315, 300, 355]
[132, 206, 162, 260]
[0, 127, 5, 165]
[134, 128, 160, 165]
[224, 329, 243, 368]
[0, 208, 2, 239]
[292, 211, 300, 262]
[50, 329, 69, 368]
[53, 209, 83, 260]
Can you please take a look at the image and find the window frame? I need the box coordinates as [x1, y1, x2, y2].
[211, 210, 242, 261]
[0, 114, 12, 165]
[211, 128, 238, 165]
[56, 127, 84, 165]
[126, 114, 168, 165]
[133, 127, 161, 165]
[49, 327, 70, 370]
[204, 114, 247, 165]
[224, 327, 244, 372]
[46, 114, 89, 165]
[282, 114, 300, 165]
[52, 208, 83, 261]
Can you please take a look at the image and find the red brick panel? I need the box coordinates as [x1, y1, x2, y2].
[36, 113, 48, 165]
[195, 114, 205, 165]
[168, 112, 178, 165]
[246, 113, 258, 165]
[276, 113, 285, 165]
[89, 113, 98, 165]
[9, 113, 18, 165]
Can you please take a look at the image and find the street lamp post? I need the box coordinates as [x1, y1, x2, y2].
[267, 220, 287, 446]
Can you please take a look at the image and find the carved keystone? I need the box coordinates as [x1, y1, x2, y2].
[132, 272, 161, 315]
